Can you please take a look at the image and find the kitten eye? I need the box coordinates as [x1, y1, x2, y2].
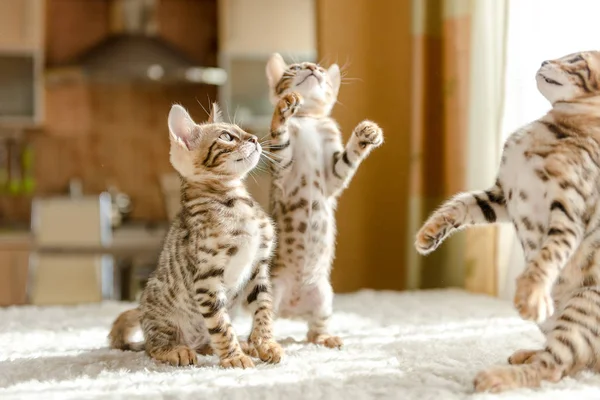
[219, 132, 233, 142]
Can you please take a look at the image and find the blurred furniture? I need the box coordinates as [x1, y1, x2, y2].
[0, 231, 30, 306]
[159, 173, 180, 221]
[28, 193, 113, 305]
[0, 0, 45, 127]
[218, 0, 316, 132]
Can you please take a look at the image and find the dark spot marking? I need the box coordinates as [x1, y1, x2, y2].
[227, 246, 239, 256]
[196, 268, 224, 280]
[474, 195, 496, 222]
[199, 246, 218, 256]
[521, 217, 534, 231]
[247, 284, 268, 304]
[298, 222, 307, 233]
[519, 191, 528, 201]
[551, 201, 574, 222]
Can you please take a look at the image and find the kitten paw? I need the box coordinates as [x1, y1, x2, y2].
[514, 272, 554, 323]
[277, 92, 303, 121]
[415, 221, 445, 255]
[151, 346, 198, 367]
[474, 367, 522, 393]
[508, 349, 541, 365]
[220, 353, 255, 369]
[353, 120, 384, 149]
[253, 340, 284, 364]
[308, 332, 343, 349]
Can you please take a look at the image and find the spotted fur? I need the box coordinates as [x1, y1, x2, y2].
[108, 103, 282, 368]
[265, 53, 384, 348]
[415, 50, 600, 392]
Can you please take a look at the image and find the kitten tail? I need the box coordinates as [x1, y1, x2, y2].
[108, 308, 145, 352]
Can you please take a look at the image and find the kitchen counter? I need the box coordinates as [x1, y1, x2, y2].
[0, 222, 169, 255]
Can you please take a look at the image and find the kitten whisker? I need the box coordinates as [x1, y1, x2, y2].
[196, 97, 210, 117]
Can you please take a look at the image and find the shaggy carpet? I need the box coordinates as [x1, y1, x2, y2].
[1, 289, 600, 400]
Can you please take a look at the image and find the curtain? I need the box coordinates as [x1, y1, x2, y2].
[408, 0, 508, 292]
[498, 0, 600, 300]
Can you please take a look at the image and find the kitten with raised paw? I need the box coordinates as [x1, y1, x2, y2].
[416, 50, 600, 393]
[265, 53, 384, 349]
[109, 103, 282, 369]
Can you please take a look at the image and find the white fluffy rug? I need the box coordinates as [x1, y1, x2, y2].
[2, 289, 600, 400]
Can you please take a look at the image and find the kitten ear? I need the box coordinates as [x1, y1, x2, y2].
[266, 53, 287, 89]
[168, 104, 196, 149]
[208, 102, 223, 123]
[328, 64, 341, 97]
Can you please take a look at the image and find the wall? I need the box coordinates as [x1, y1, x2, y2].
[316, 0, 412, 292]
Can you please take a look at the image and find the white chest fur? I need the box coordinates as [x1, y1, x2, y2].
[500, 127, 550, 227]
[288, 118, 324, 189]
[222, 219, 260, 291]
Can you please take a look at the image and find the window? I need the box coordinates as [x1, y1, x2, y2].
[501, 0, 600, 140]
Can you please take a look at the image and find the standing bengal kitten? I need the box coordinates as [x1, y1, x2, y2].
[415, 50, 600, 392]
[109, 103, 282, 369]
[265, 53, 384, 348]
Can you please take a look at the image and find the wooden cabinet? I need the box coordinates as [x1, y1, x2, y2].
[0, 0, 44, 51]
[0, 234, 31, 306]
[0, 0, 45, 127]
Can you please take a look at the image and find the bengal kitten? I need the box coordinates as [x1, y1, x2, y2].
[415, 50, 600, 392]
[109, 103, 282, 369]
[265, 53, 384, 348]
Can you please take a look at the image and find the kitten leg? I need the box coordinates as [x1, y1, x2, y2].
[415, 184, 508, 255]
[473, 361, 562, 393]
[194, 283, 254, 369]
[143, 317, 198, 367]
[324, 120, 384, 198]
[243, 260, 284, 364]
[476, 287, 600, 392]
[269, 92, 302, 171]
[306, 278, 342, 349]
[514, 197, 583, 322]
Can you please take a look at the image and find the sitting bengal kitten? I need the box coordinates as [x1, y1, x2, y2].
[109, 103, 282, 369]
[416, 50, 600, 392]
[265, 53, 384, 348]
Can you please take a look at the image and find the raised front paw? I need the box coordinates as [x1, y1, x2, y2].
[220, 353, 255, 369]
[353, 120, 384, 149]
[514, 271, 553, 323]
[277, 92, 303, 121]
[415, 218, 450, 255]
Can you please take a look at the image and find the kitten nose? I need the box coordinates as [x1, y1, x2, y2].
[541, 60, 550, 67]
[248, 135, 257, 144]
[306, 64, 317, 71]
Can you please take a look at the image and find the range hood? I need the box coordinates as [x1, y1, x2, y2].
[57, 0, 226, 85]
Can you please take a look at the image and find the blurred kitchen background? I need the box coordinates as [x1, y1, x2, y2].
[4, 0, 540, 308]
[0, 0, 322, 306]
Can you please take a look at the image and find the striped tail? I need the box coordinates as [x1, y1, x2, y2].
[108, 308, 145, 352]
